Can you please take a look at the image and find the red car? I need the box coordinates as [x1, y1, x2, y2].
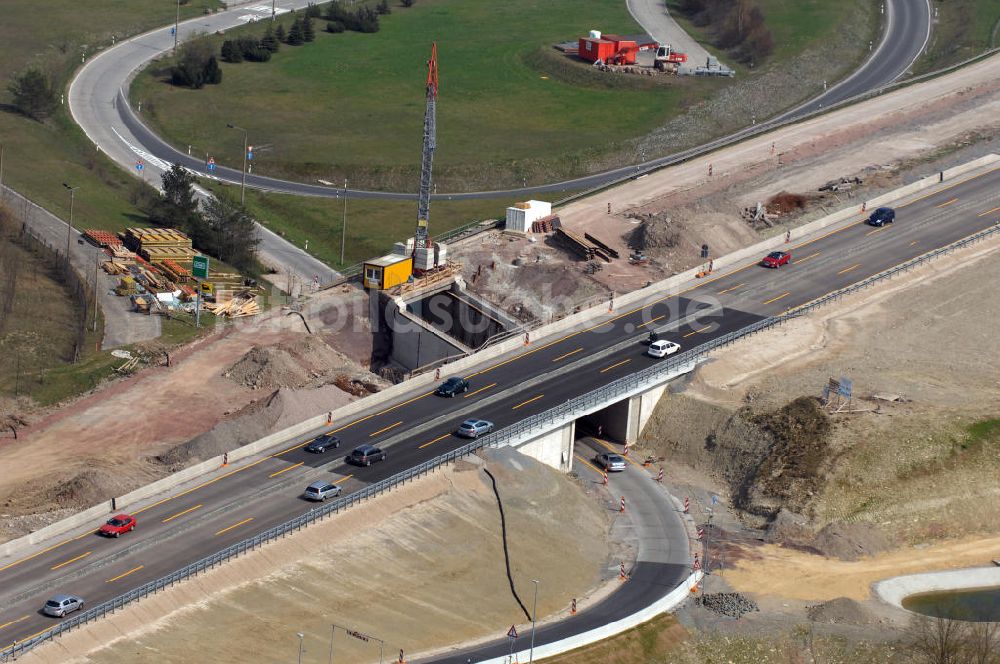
[761, 251, 791, 268]
[100, 514, 136, 538]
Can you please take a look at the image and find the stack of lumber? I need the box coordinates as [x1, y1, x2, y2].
[108, 244, 137, 263]
[555, 228, 615, 262]
[158, 259, 192, 283]
[207, 272, 247, 290]
[135, 264, 170, 293]
[84, 230, 123, 247]
[122, 228, 196, 264]
[205, 292, 259, 318]
[531, 214, 560, 234]
[103, 261, 130, 275]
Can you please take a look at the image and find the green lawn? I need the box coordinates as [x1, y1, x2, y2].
[213, 182, 513, 268]
[918, 0, 1000, 71]
[132, 0, 701, 191]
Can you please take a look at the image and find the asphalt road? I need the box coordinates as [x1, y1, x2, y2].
[2, 164, 999, 653]
[70, 0, 930, 206]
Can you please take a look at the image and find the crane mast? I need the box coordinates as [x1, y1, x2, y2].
[414, 43, 438, 254]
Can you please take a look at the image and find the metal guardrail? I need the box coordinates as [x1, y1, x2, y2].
[4, 222, 998, 661]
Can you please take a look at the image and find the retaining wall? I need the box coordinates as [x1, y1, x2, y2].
[875, 567, 1000, 608]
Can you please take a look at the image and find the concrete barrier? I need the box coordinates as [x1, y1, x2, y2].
[475, 571, 703, 664]
[874, 566, 1000, 608]
[5, 154, 997, 562]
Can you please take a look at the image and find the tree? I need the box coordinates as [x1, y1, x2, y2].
[170, 40, 222, 88]
[221, 39, 244, 63]
[287, 16, 304, 45]
[275, 23, 286, 43]
[305, 2, 321, 18]
[7, 68, 58, 120]
[302, 17, 316, 42]
[261, 24, 280, 53]
[401, 0, 415, 7]
[150, 165, 201, 234]
[199, 192, 260, 274]
[376, 0, 390, 15]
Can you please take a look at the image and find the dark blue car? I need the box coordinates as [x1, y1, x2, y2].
[866, 207, 895, 227]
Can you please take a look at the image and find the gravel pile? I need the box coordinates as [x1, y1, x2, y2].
[700, 592, 760, 618]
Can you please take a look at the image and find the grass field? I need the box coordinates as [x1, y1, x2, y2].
[213, 182, 515, 268]
[918, 0, 1000, 72]
[132, 0, 702, 192]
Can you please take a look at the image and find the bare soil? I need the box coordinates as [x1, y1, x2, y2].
[0, 294, 384, 542]
[448, 53, 1000, 308]
[21, 449, 612, 664]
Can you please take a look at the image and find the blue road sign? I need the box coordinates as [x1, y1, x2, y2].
[135, 161, 144, 171]
[247, 146, 254, 161]
[207, 157, 216, 172]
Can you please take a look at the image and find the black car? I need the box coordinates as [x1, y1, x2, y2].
[347, 444, 387, 467]
[866, 206, 895, 227]
[436, 377, 470, 397]
[305, 433, 341, 454]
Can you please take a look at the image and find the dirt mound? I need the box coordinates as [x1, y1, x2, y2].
[627, 213, 681, 251]
[813, 521, 895, 561]
[765, 191, 809, 215]
[157, 384, 356, 466]
[806, 597, 877, 625]
[224, 335, 351, 391]
[764, 508, 813, 543]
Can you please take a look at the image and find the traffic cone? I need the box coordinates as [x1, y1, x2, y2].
[620, 496, 626, 513]
[683, 496, 690, 513]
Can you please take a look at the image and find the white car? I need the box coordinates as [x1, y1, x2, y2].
[647, 340, 681, 358]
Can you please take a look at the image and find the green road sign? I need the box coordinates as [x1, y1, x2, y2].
[192, 255, 209, 279]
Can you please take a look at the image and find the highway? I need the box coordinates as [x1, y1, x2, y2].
[2, 163, 999, 653]
[70, 0, 930, 205]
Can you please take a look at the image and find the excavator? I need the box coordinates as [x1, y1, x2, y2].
[653, 44, 688, 72]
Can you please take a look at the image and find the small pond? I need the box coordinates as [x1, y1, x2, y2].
[903, 587, 1000, 622]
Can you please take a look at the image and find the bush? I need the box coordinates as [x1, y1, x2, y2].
[326, 20, 345, 33]
[401, 0, 415, 6]
[376, 0, 390, 15]
[7, 68, 58, 120]
[305, 2, 322, 18]
[170, 40, 222, 88]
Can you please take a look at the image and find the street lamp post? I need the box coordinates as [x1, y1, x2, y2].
[227, 123, 248, 205]
[62, 183, 79, 275]
[529, 579, 539, 664]
[340, 178, 348, 265]
[174, 0, 180, 53]
[297, 632, 305, 664]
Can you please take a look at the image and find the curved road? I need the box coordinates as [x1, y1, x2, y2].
[71, 0, 930, 205]
[2, 162, 999, 656]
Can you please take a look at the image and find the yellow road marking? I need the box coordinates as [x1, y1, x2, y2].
[161, 504, 203, 524]
[215, 518, 254, 537]
[636, 315, 666, 328]
[0, 616, 28, 631]
[50, 551, 91, 571]
[106, 565, 144, 583]
[909, 240, 920, 246]
[837, 263, 861, 275]
[593, 439, 637, 466]
[865, 227, 885, 236]
[268, 462, 303, 478]
[683, 325, 711, 339]
[977, 205, 1000, 217]
[419, 434, 451, 449]
[552, 347, 584, 362]
[716, 282, 745, 295]
[12, 626, 55, 647]
[464, 382, 497, 399]
[573, 454, 604, 474]
[936, 197, 958, 208]
[512, 394, 545, 410]
[762, 292, 791, 305]
[793, 251, 820, 265]
[369, 421, 403, 437]
[333, 474, 353, 484]
[7, 167, 997, 580]
[600, 359, 631, 373]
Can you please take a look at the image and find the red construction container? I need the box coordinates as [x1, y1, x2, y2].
[578, 38, 617, 63]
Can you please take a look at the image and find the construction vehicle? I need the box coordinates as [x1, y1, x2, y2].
[653, 44, 688, 71]
[411, 43, 439, 273]
[608, 40, 639, 65]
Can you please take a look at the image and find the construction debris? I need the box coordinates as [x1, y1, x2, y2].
[205, 292, 260, 318]
[531, 214, 559, 234]
[819, 176, 863, 192]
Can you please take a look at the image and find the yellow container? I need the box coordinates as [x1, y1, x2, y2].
[363, 254, 413, 290]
